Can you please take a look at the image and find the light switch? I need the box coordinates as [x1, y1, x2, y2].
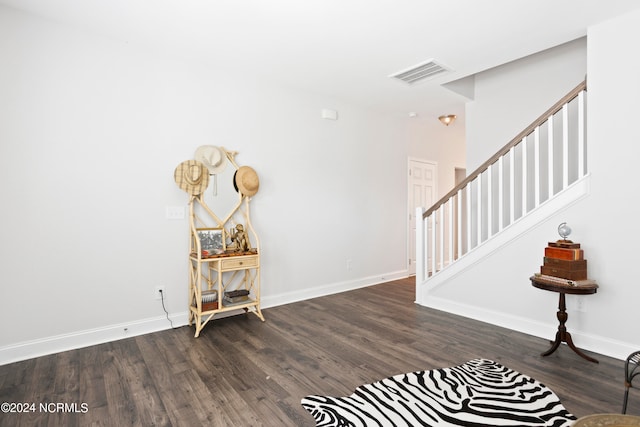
[321, 109, 338, 120]
[165, 206, 185, 220]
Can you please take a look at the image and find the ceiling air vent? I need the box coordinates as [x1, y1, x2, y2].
[390, 59, 450, 85]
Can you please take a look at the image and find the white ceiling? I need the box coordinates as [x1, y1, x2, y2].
[3, 0, 640, 119]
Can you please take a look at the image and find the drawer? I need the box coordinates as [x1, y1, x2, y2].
[220, 256, 258, 270]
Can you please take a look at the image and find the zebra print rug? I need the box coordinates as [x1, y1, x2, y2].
[301, 359, 576, 427]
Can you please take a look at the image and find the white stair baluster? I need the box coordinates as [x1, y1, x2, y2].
[534, 126, 540, 207]
[466, 184, 472, 252]
[438, 205, 446, 271]
[522, 137, 528, 215]
[476, 174, 482, 245]
[509, 146, 515, 224]
[487, 165, 493, 238]
[498, 156, 504, 232]
[448, 197, 453, 265]
[430, 214, 436, 275]
[562, 104, 569, 188]
[548, 115, 554, 198]
[578, 90, 585, 177]
[457, 188, 463, 259]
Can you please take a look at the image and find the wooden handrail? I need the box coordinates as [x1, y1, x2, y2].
[423, 80, 587, 219]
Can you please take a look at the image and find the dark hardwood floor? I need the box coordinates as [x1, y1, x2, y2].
[0, 277, 635, 426]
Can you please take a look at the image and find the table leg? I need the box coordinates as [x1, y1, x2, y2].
[564, 330, 599, 363]
[541, 293, 599, 363]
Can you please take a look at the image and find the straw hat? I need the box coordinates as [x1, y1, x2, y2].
[194, 145, 227, 174]
[234, 166, 260, 196]
[174, 160, 210, 195]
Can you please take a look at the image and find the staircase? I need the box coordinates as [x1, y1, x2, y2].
[416, 81, 589, 301]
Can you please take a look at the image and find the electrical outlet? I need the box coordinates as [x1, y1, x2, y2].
[346, 259, 352, 271]
[155, 286, 165, 300]
[569, 295, 587, 312]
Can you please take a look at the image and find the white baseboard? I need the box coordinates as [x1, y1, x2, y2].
[0, 269, 408, 365]
[0, 312, 189, 366]
[261, 269, 408, 309]
[419, 295, 636, 361]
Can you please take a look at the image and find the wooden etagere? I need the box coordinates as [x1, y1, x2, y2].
[185, 148, 264, 337]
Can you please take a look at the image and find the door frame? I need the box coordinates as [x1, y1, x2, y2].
[407, 157, 438, 276]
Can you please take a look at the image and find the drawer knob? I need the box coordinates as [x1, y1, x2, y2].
[239, 262, 243, 265]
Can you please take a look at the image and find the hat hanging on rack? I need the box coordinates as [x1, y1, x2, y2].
[194, 145, 227, 174]
[195, 145, 227, 196]
[174, 160, 210, 195]
[234, 166, 260, 197]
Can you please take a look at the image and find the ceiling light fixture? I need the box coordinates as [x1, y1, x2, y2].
[438, 115, 456, 126]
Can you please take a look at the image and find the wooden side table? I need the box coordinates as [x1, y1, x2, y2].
[530, 275, 599, 363]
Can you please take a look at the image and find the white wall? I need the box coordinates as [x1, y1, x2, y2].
[0, 6, 430, 363]
[422, 10, 640, 360]
[578, 6, 640, 352]
[466, 37, 587, 172]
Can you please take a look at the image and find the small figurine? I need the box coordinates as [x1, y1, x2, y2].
[229, 224, 251, 252]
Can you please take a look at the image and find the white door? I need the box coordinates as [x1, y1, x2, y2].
[408, 159, 437, 275]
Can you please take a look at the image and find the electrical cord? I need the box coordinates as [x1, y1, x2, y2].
[159, 289, 177, 329]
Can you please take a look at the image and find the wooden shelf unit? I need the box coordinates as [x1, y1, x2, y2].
[186, 150, 264, 338]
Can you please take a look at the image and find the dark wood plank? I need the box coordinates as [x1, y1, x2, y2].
[103, 339, 172, 426]
[0, 277, 635, 426]
[77, 344, 109, 427]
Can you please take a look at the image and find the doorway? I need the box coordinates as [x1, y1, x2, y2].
[408, 158, 437, 276]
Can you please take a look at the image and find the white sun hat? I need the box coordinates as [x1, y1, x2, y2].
[194, 145, 227, 175]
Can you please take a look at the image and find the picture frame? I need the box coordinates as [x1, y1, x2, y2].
[196, 228, 225, 257]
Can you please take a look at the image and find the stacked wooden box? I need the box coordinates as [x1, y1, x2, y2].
[541, 240, 587, 280]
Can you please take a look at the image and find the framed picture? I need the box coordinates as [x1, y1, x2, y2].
[196, 228, 225, 256]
